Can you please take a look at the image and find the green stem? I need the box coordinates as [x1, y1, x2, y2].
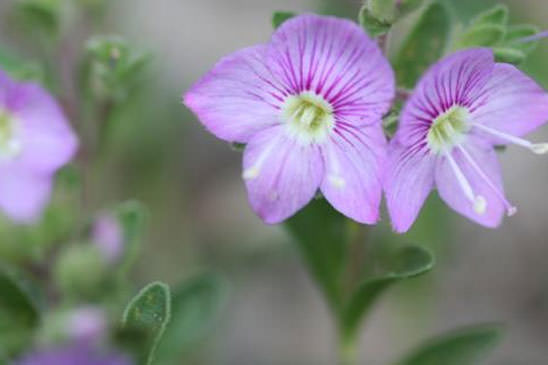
[338, 333, 358, 365]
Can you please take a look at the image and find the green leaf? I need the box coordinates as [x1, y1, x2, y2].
[396, 324, 503, 365]
[122, 282, 171, 365]
[398, 0, 425, 17]
[341, 246, 433, 340]
[116, 201, 147, 277]
[158, 273, 227, 363]
[358, 5, 392, 37]
[272, 11, 295, 29]
[455, 24, 505, 48]
[393, 1, 452, 88]
[0, 264, 42, 355]
[505, 25, 540, 54]
[285, 198, 349, 311]
[471, 4, 508, 27]
[16, 0, 60, 35]
[493, 47, 526, 65]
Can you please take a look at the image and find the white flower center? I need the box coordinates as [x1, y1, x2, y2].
[427, 105, 470, 154]
[281, 91, 335, 144]
[0, 109, 21, 160]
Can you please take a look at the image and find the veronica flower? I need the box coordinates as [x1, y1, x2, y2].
[0, 70, 78, 223]
[184, 14, 394, 224]
[385, 48, 548, 232]
[15, 344, 132, 365]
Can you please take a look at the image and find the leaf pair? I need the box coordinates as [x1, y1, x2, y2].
[454, 4, 540, 65]
[285, 199, 434, 345]
[359, 0, 425, 37]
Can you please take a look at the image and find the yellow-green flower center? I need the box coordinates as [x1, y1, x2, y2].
[0, 109, 21, 160]
[427, 105, 470, 154]
[282, 92, 335, 144]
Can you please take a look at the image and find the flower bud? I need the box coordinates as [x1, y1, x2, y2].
[91, 214, 123, 264]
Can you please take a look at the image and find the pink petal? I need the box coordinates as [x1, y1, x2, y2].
[471, 63, 548, 142]
[184, 45, 287, 143]
[243, 126, 323, 224]
[268, 14, 394, 126]
[320, 124, 385, 224]
[384, 141, 435, 233]
[11, 82, 78, 173]
[435, 138, 506, 228]
[397, 48, 494, 146]
[0, 168, 52, 223]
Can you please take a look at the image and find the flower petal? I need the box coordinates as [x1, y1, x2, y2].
[320, 124, 385, 224]
[0, 168, 52, 223]
[243, 126, 323, 224]
[397, 48, 494, 146]
[384, 140, 435, 233]
[471, 63, 548, 142]
[9, 82, 78, 173]
[268, 14, 394, 126]
[184, 45, 287, 143]
[435, 138, 506, 228]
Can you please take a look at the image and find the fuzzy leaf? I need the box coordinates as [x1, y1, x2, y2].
[285, 198, 349, 311]
[393, 1, 452, 88]
[272, 11, 296, 29]
[505, 25, 540, 54]
[471, 4, 508, 27]
[456, 24, 506, 48]
[341, 246, 433, 340]
[396, 324, 503, 365]
[122, 282, 171, 365]
[493, 47, 526, 65]
[158, 274, 227, 363]
[358, 5, 392, 37]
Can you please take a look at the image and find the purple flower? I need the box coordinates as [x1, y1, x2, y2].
[66, 307, 107, 343]
[15, 344, 132, 365]
[92, 213, 124, 263]
[184, 14, 394, 224]
[0, 70, 78, 223]
[385, 48, 548, 232]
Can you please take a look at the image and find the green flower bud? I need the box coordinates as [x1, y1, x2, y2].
[54, 244, 107, 299]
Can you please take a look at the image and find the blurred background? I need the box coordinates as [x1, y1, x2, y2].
[1, 0, 548, 364]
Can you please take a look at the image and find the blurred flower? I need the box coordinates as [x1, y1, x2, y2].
[66, 307, 107, 343]
[92, 213, 123, 263]
[0, 69, 78, 223]
[15, 344, 132, 365]
[385, 48, 548, 232]
[184, 14, 394, 224]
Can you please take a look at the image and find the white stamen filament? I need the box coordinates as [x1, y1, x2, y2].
[473, 123, 548, 155]
[445, 152, 487, 215]
[457, 145, 517, 217]
[242, 141, 277, 181]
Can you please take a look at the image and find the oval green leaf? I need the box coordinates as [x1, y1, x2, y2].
[122, 282, 171, 365]
[396, 324, 503, 365]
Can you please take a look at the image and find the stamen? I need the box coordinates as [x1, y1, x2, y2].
[473, 123, 548, 155]
[517, 30, 548, 44]
[328, 175, 346, 188]
[445, 153, 487, 215]
[445, 152, 487, 215]
[242, 140, 277, 180]
[457, 145, 517, 217]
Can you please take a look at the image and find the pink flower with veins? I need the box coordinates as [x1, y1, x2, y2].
[385, 48, 548, 232]
[184, 14, 394, 224]
[0, 70, 78, 223]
